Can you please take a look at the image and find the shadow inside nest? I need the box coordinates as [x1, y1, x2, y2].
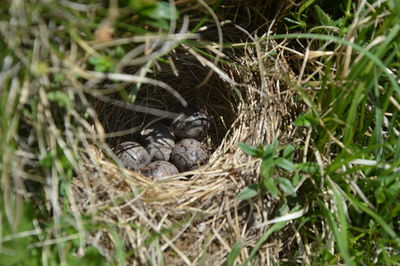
[93, 52, 241, 152]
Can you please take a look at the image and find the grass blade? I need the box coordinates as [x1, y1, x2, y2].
[226, 240, 245, 266]
[244, 222, 286, 265]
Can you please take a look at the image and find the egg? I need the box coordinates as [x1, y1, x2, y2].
[141, 122, 175, 161]
[171, 108, 210, 140]
[115, 141, 150, 170]
[171, 138, 208, 172]
[141, 161, 179, 181]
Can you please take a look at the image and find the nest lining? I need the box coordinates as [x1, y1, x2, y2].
[71, 39, 300, 264]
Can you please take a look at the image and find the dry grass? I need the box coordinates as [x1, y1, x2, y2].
[70, 35, 302, 264]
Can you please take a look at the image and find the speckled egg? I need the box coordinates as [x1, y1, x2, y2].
[171, 138, 208, 172]
[141, 161, 179, 181]
[141, 122, 175, 161]
[115, 141, 150, 170]
[171, 108, 210, 140]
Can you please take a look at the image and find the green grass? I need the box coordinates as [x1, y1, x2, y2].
[1, 0, 400, 265]
[232, 0, 400, 264]
[273, 0, 400, 264]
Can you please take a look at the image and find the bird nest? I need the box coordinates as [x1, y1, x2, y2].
[71, 38, 300, 264]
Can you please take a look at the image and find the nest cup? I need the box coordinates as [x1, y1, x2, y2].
[72, 41, 299, 264]
[94, 53, 237, 149]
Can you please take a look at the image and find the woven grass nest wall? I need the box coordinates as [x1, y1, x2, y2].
[71, 34, 300, 264]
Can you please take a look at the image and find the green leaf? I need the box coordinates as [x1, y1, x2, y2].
[388, 181, 400, 197]
[275, 158, 296, 172]
[314, 5, 332, 25]
[237, 185, 259, 200]
[88, 56, 114, 72]
[47, 91, 72, 110]
[129, 0, 156, 10]
[297, 162, 319, 173]
[238, 142, 262, 158]
[298, 0, 317, 15]
[375, 187, 386, 204]
[292, 172, 301, 187]
[262, 146, 275, 158]
[263, 140, 279, 158]
[141, 1, 179, 20]
[261, 157, 274, 180]
[276, 178, 296, 196]
[294, 113, 316, 127]
[226, 240, 244, 266]
[263, 177, 279, 197]
[283, 144, 296, 160]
